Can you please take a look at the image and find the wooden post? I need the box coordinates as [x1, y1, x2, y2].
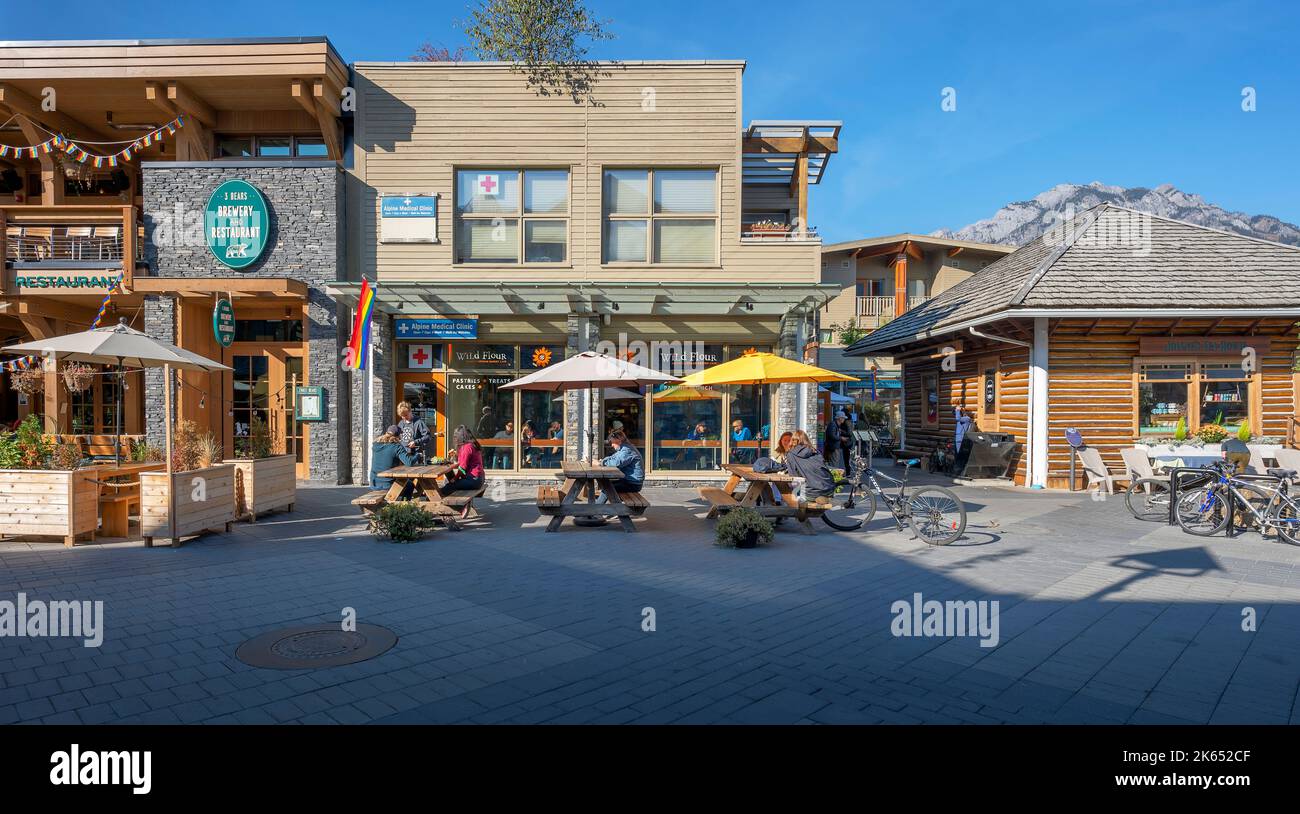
[121, 205, 136, 286]
[893, 253, 909, 320]
[163, 363, 175, 545]
[0, 207, 6, 295]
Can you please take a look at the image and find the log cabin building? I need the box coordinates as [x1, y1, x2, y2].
[844, 204, 1300, 489]
[0, 37, 349, 479]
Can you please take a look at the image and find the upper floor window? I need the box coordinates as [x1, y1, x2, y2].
[455, 169, 569, 264]
[216, 135, 329, 159]
[603, 169, 717, 264]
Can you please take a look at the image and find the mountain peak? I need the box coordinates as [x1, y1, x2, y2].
[932, 183, 1300, 247]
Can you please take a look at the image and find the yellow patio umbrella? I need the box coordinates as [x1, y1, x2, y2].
[680, 351, 857, 444]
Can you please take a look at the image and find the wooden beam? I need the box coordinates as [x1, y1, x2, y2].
[742, 135, 839, 154]
[130, 276, 309, 298]
[0, 83, 111, 141]
[165, 81, 217, 128]
[853, 241, 907, 260]
[902, 240, 924, 261]
[13, 116, 62, 205]
[145, 82, 212, 160]
[947, 246, 964, 257]
[893, 253, 908, 318]
[290, 78, 341, 161]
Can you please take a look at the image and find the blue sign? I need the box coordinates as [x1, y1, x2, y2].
[381, 196, 438, 218]
[395, 318, 478, 340]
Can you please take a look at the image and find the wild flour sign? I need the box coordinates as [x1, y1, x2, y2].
[205, 179, 269, 269]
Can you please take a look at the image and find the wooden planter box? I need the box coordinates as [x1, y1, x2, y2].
[0, 468, 98, 547]
[231, 454, 297, 521]
[140, 463, 236, 547]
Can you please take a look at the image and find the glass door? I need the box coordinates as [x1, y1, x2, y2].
[395, 372, 445, 460]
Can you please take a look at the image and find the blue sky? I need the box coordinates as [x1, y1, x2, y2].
[8, 0, 1299, 243]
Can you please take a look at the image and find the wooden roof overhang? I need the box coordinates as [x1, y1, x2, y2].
[0, 37, 347, 163]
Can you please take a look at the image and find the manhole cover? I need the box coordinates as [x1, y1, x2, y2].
[236, 623, 397, 669]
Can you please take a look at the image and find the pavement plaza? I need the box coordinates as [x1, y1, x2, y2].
[2, 474, 1298, 725]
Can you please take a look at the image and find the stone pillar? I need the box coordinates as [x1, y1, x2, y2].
[143, 295, 177, 450]
[305, 287, 343, 483]
[564, 313, 601, 461]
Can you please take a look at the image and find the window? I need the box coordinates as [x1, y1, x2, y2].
[234, 319, 304, 343]
[603, 169, 718, 264]
[216, 135, 332, 159]
[455, 169, 569, 264]
[1138, 363, 1191, 436]
[1135, 360, 1257, 437]
[921, 374, 940, 425]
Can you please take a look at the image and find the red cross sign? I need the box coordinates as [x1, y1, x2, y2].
[408, 344, 433, 369]
[478, 174, 499, 196]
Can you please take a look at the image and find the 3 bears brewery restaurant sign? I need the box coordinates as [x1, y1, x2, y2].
[205, 179, 269, 269]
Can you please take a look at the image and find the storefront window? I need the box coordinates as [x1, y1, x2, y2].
[603, 388, 646, 456]
[1138, 363, 1190, 435]
[69, 385, 95, 434]
[285, 357, 304, 463]
[1200, 362, 1250, 431]
[234, 319, 303, 343]
[520, 390, 563, 469]
[650, 383, 722, 471]
[101, 372, 120, 435]
[232, 355, 270, 456]
[448, 374, 515, 470]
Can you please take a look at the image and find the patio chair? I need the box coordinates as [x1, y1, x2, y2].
[65, 225, 93, 260]
[1120, 446, 1156, 481]
[1075, 445, 1131, 495]
[1246, 447, 1268, 475]
[1274, 448, 1300, 483]
[92, 225, 122, 259]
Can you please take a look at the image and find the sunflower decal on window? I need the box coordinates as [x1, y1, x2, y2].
[531, 346, 554, 367]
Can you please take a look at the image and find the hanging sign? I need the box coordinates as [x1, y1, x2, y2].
[1138, 336, 1270, 356]
[205, 179, 270, 269]
[213, 298, 235, 348]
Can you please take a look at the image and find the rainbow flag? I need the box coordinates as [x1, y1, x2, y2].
[346, 277, 376, 370]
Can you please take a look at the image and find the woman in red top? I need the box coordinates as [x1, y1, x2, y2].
[441, 425, 485, 500]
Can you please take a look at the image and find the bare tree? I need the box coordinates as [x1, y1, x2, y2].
[411, 42, 469, 62]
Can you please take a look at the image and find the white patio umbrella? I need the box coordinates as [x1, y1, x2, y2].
[502, 351, 681, 462]
[4, 319, 231, 541]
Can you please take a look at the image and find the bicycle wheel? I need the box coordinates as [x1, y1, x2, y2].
[1175, 485, 1229, 536]
[1274, 494, 1300, 545]
[1125, 478, 1171, 521]
[906, 487, 966, 545]
[821, 485, 876, 531]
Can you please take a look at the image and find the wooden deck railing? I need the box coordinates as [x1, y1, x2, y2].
[1, 204, 140, 292]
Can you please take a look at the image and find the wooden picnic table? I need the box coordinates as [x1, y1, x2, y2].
[536, 459, 649, 533]
[360, 463, 486, 530]
[698, 463, 826, 535]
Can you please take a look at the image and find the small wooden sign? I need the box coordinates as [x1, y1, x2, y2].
[1139, 336, 1270, 356]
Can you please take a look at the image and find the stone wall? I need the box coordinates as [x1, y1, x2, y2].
[140, 161, 345, 482]
[349, 313, 395, 484]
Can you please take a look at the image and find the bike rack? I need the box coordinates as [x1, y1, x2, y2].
[1167, 467, 1285, 537]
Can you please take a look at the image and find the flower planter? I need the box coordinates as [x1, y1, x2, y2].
[230, 454, 297, 521]
[0, 468, 98, 547]
[140, 463, 236, 547]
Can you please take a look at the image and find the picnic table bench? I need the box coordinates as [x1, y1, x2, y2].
[535, 460, 649, 533]
[89, 461, 163, 538]
[352, 464, 487, 531]
[698, 463, 830, 535]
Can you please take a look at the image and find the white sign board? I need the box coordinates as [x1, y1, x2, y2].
[476, 174, 500, 197]
[379, 193, 438, 243]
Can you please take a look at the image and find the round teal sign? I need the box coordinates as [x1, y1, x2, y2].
[213, 298, 235, 348]
[205, 179, 269, 269]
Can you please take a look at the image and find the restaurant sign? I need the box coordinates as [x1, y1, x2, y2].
[205, 179, 269, 269]
[453, 344, 514, 368]
[212, 298, 235, 348]
[395, 318, 478, 340]
[1139, 336, 1270, 356]
[11, 274, 119, 295]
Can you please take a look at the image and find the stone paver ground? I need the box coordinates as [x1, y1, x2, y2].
[2, 474, 1299, 724]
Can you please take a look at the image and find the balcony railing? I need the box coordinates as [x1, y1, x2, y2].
[855, 295, 929, 327]
[740, 222, 820, 242]
[1, 205, 141, 291]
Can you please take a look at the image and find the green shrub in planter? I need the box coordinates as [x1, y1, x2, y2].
[369, 501, 439, 543]
[715, 506, 774, 549]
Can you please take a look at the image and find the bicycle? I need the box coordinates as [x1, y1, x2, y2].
[1175, 460, 1300, 544]
[822, 446, 967, 545]
[1124, 467, 1215, 522]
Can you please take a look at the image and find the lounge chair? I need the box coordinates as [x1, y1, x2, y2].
[1075, 445, 1131, 495]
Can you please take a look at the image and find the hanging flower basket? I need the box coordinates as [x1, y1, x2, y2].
[11, 368, 45, 396]
[61, 362, 95, 393]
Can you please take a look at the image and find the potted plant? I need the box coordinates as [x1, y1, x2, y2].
[0, 415, 99, 547]
[1196, 424, 1228, 444]
[229, 414, 297, 521]
[61, 362, 95, 393]
[715, 506, 775, 549]
[369, 501, 439, 543]
[11, 367, 44, 397]
[140, 419, 237, 547]
[748, 219, 790, 238]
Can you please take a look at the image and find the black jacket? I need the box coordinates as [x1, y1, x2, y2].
[784, 444, 835, 497]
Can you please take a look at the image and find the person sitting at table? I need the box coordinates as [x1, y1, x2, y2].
[784, 430, 836, 502]
[440, 425, 485, 514]
[492, 420, 514, 469]
[731, 419, 755, 464]
[684, 421, 712, 469]
[547, 420, 564, 466]
[768, 431, 795, 503]
[599, 429, 644, 501]
[371, 426, 414, 496]
[520, 420, 539, 467]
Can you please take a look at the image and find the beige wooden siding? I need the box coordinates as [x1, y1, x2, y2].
[353, 63, 819, 285]
[0, 40, 346, 85]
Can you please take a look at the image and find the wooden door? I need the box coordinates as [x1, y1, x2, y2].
[978, 358, 1000, 432]
[227, 344, 310, 479]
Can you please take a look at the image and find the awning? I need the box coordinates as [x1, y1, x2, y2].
[325, 280, 841, 318]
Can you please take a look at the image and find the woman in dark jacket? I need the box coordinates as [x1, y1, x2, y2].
[785, 430, 836, 500]
[370, 427, 413, 491]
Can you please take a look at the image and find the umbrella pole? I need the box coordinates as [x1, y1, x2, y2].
[164, 363, 175, 543]
[114, 363, 123, 465]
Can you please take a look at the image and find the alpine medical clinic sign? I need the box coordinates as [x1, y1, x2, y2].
[380, 193, 438, 243]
